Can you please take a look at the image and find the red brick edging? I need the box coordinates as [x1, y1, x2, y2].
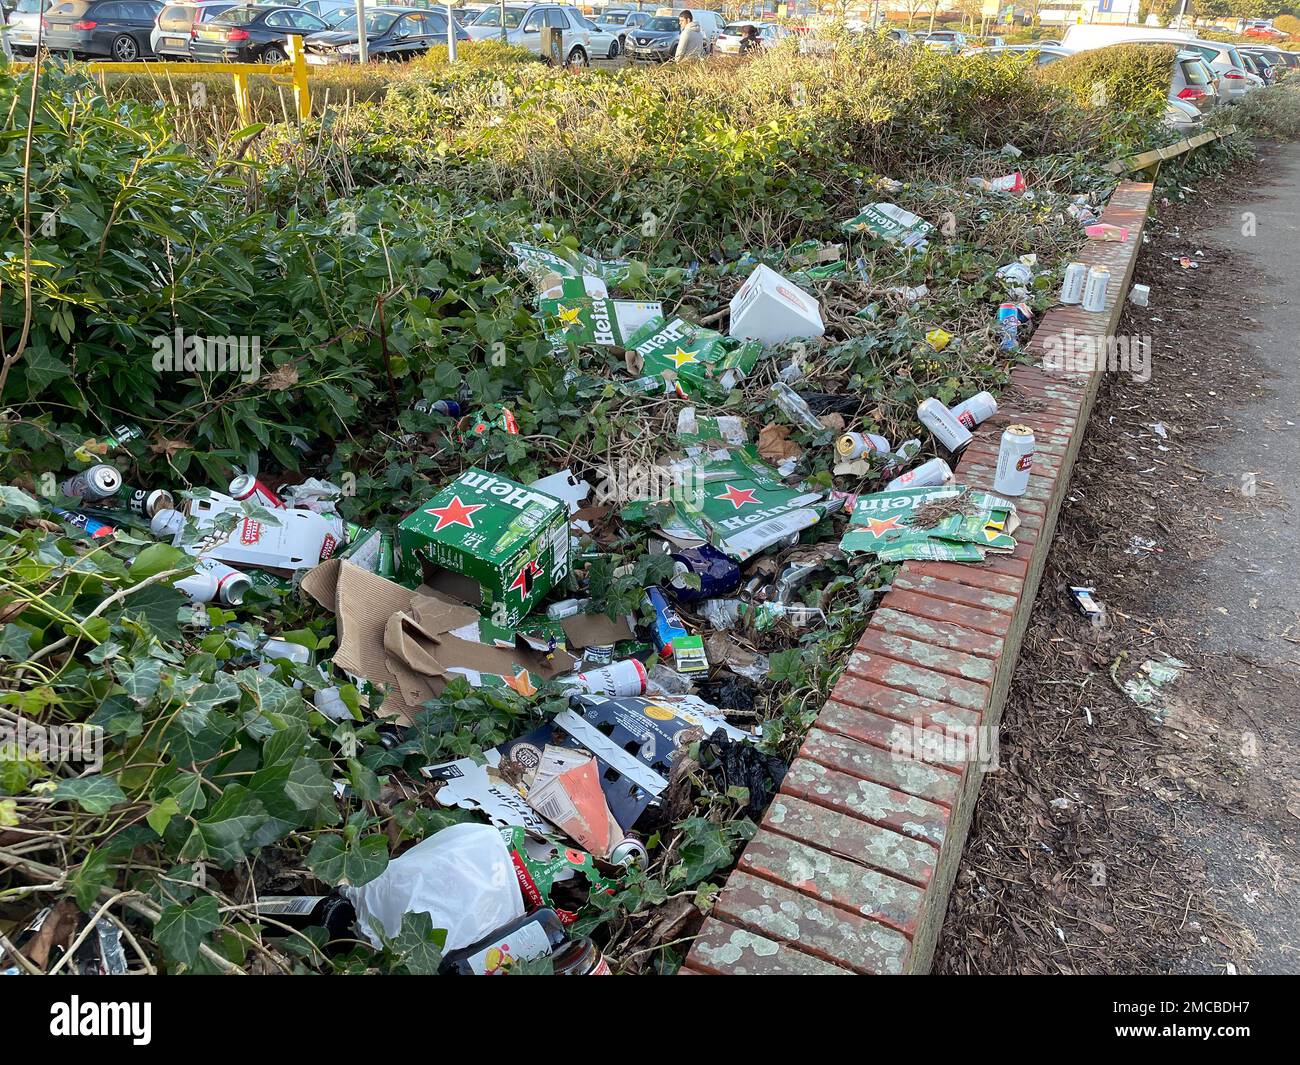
[682, 180, 1157, 975]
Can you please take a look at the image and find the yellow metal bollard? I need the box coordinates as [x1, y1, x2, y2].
[232, 72, 251, 126]
[286, 34, 310, 121]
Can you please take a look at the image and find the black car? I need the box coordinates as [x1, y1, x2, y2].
[191, 3, 330, 62]
[622, 13, 681, 63]
[304, 5, 467, 63]
[153, 2, 237, 59]
[42, 0, 162, 60]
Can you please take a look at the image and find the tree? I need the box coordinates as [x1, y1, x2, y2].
[1276, 13, 1300, 35]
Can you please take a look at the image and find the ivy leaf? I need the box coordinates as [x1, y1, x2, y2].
[155, 896, 221, 968]
[146, 797, 182, 836]
[112, 584, 186, 643]
[181, 784, 268, 866]
[52, 775, 127, 815]
[116, 656, 162, 704]
[0, 624, 33, 661]
[166, 771, 208, 816]
[389, 911, 447, 975]
[0, 486, 42, 516]
[130, 542, 189, 582]
[284, 756, 334, 815]
[306, 832, 389, 888]
[69, 846, 112, 911]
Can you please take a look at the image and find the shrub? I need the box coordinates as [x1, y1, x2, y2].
[1040, 42, 1176, 126]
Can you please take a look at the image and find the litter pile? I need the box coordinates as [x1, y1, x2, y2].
[23, 175, 1107, 974]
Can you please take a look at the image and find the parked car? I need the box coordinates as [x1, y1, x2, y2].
[962, 34, 1004, 52]
[589, 7, 647, 49]
[1170, 50, 1219, 116]
[572, 12, 618, 59]
[43, 0, 163, 59]
[298, 0, 355, 19]
[1242, 47, 1291, 81]
[714, 20, 788, 55]
[917, 29, 965, 54]
[192, 4, 330, 62]
[304, 5, 465, 63]
[4, 0, 51, 54]
[624, 11, 723, 62]
[464, 3, 594, 65]
[980, 43, 1069, 66]
[1072, 34, 1253, 105]
[882, 27, 912, 47]
[150, 1, 235, 59]
[1236, 50, 1270, 86]
[1163, 96, 1203, 136]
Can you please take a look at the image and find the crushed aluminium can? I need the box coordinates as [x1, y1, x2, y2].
[229, 473, 285, 510]
[835, 431, 891, 461]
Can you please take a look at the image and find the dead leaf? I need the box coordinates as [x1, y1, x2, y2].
[818, 412, 845, 432]
[22, 898, 79, 970]
[261, 364, 300, 391]
[758, 423, 801, 463]
[149, 438, 191, 459]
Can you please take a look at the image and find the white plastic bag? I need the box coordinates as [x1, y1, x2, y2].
[344, 823, 523, 951]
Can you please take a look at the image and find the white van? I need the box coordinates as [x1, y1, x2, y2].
[1060, 24, 1192, 50]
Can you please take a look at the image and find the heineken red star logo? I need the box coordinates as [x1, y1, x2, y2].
[508, 560, 541, 599]
[424, 495, 485, 532]
[715, 483, 758, 509]
[863, 515, 902, 538]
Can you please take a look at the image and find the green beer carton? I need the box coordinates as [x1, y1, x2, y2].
[397, 469, 571, 627]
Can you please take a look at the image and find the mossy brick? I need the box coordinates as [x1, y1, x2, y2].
[714, 872, 912, 975]
[870, 606, 1005, 659]
[739, 830, 925, 936]
[780, 755, 949, 846]
[829, 675, 983, 731]
[857, 629, 996, 685]
[958, 463, 1055, 502]
[878, 587, 1011, 638]
[891, 570, 1020, 614]
[687, 918, 852, 976]
[818, 700, 967, 772]
[763, 791, 938, 885]
[799, 726, 962, 806]
[846, 650, 992, 713]
[902, 562, 1023, 599]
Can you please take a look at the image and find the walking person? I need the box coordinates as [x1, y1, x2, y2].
[738, 24, 761, 55]
[674, 8, 704, 62]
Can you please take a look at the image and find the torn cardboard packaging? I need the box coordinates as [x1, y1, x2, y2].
[839, 484, 1019, 562]
[841, 202, 934, 252]
[301, 559, 577, 721]
[624, 315, 761, 399]
[396, 468, 571, 628]
[538, 293, 663, 351]
[525, 750, 623, 858]
[624, 444, 843, 562]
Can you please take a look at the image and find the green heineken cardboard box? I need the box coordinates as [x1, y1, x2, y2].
[397, 468, 571, 627]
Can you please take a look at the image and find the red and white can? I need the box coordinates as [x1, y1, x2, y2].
[228, 473, 285, 510]
[885, 458, 953, 491]
[948, 391, 998, 430]
[917, 398, 973, 452]
[993, 425, 1035, 496]
[558, 659, 647, 698]
[835, 431, 891, 461]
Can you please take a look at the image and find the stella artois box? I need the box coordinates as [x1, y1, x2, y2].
[397, 468, 570, 627]
[841, 202, 934, 252]
[728, 264, 825, 348]
[624, 315, 761, 400]
[840, 484, 1018, 562]
[538, 293, 663, 351]
[177, 492, 341, 571]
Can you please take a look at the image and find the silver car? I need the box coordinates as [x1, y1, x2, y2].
[464, 4, 594, 66]
[1170, 50, 1219, 116]
[5, 0, 51, 54]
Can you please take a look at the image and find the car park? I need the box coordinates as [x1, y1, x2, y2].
[150, 1, 235, 59]
[979, 42, 1068, 66]
[464, 4, 596, 66]
[192, 3, 329, 61]
[42, 0, 163, 60]
[917, 29, 965, 54]
[4, 0, 51, 54]
[303, 4, 466, 63]
[714, 20, 788, 55]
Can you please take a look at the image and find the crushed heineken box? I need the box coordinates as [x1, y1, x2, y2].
[839, 484, 1019, 562]
[300, 559, 577, 721]
[396, 468, 571, 628]
[538, 291, 663, 351]
[841, 202, 934, 252]
[508, 241, 635, 288]
[624, 315, 762, 399]
[624, 444, 842, 562]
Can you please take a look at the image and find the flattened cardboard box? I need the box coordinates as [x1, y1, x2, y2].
[301, 559, 576, 722]
[396, 468, 570, 628]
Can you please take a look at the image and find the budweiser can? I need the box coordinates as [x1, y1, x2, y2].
[61, 464, 122, 503]
[949, 391, 998, 430]
[128, 487, 175, 519]
[993, 425, 1035, 496]
[835, 431, 891, 461]
[228, 473, 285, 510]
[917, 398, 973, 452]
[1081, 267, 1110, 313]
[1059, 262, 1087, 305]
[558, 659, 647, 698]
